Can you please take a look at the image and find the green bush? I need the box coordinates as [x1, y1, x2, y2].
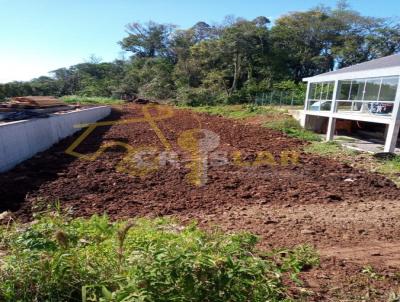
[0, 214, 318, 302]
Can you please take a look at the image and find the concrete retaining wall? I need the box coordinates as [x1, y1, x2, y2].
[0, 106, 111, 172]
[288, 109, 305, 123]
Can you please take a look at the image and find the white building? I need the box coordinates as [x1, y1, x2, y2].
[302, 54, 400, 153]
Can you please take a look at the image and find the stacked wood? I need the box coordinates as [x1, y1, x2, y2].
[2, 96, 67, 109]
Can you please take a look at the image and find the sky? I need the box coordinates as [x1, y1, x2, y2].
[0, 0, 399, 83]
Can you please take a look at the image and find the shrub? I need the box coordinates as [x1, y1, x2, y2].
[0, 214, 318, 302]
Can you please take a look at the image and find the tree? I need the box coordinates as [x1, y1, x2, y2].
[1, 6, 399, 105]
[119, 21, 176, 59]
[331, 4, 400, 67]
[271, 9, 338, 82]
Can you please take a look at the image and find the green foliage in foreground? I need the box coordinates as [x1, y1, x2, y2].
[61, 95, 124, 105]
[182, 104, 287, 119]
[0, 215, 319, 302]
[264, 119, 322, 142]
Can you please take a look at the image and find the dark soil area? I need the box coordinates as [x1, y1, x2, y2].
[1, 105, 398, 220]
[1, 104, 400, 300]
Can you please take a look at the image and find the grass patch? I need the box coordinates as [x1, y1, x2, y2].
[61, 96, 124, 105]
[0, 214, 319, 302]
[376, 154, 400, 175]
[304, 141, 357, 156]
[264, 118, 321, 142]
[183, 104, 321, 142]
[180, 104, 287, 119]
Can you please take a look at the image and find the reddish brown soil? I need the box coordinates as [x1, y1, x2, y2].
[1, 104, 400, 300]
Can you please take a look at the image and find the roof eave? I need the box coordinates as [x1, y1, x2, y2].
[303, 66, 400, 82]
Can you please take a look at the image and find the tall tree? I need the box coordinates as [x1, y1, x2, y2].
[119, 21, 176, 59]
[271, 8, 339, 82]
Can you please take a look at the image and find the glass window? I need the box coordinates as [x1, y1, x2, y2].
[320, 101, 332, 111]
[327, 82, 334, 100]
[309, 83, 316, 100]
[337, 101, 352, 112]
[367, 102, 394, 115]
[321, 82, 329, 100]
[314, 83, 323, 100]
[349, 80, 365, 100]
[308, 100, 320, 111]
[353, 102, 363, 112]
[364, 78, 381, 101]
[338, 81, 351, 100]
[379, 77, 399, 102]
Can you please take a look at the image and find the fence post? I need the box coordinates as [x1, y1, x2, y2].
[291, 91, 294, 106]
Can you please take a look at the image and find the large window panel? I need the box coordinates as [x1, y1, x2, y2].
[379, 77, 399, 102]
[364, 78, 381, 101]
[307, 81, 335, 111]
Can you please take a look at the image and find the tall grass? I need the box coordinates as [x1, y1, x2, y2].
[0, 214, 319, 302]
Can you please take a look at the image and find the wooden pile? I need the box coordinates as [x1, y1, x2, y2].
[1, 96, 67, 109]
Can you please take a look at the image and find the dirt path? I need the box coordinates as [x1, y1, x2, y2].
[1, 104, 399, 300]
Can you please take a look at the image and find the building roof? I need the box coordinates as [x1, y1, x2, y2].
[304, 53, 400, 82]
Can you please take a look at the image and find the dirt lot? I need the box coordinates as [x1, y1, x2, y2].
[1, 104, 400, 300]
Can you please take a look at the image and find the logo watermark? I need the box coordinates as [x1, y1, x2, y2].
[65, 104, 300, 186]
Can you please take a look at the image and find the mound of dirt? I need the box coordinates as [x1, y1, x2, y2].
[1, 105, 399, 222]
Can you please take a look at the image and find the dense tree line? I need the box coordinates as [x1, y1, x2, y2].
[1, 2, 399, 105]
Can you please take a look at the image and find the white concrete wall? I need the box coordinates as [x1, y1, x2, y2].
[0, 106, 111, 172]
[288, 109, 305, 123]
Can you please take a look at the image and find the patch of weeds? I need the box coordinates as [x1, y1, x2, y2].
[361, 265, 383, 281]
[264, 118, 322, 142]
[0, 214, 320, 302]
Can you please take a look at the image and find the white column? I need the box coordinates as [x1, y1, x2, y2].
[384, 122, 400, 152]
[326, 118, 337, 141]
[384, 76, 400, 153]
[326, 80, 339, 141]
[301, 82, 311, 127]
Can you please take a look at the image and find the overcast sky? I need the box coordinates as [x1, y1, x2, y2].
[0, 0, 399, 83]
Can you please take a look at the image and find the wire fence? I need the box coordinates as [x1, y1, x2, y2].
[252, 90, 305, 107]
